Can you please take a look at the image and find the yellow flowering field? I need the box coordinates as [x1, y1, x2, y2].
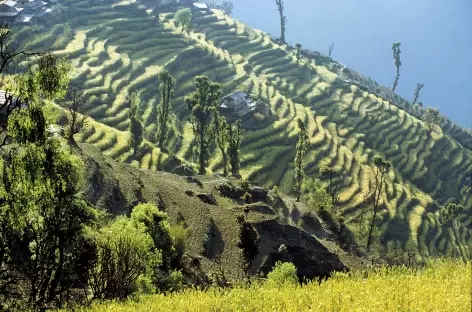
[74, 260, 470, 312]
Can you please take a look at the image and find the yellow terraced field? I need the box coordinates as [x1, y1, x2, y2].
[14, 0, 472, 258]
[68, 260, 470, 312]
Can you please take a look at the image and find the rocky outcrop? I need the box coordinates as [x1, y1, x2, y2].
[254, 219, 348, 280]
[196, 193, 218, 206]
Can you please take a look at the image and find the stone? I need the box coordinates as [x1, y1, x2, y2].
[196, 193, 218, 206]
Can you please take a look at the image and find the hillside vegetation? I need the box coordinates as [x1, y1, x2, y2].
[69, 260, 470, 312]
[13, 0, 471, 259]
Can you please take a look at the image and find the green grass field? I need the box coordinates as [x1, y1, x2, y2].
[16, 0, 472, 259]
[68, 260, 470, 312]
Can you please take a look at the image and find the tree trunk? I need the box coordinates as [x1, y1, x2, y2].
[279, 10, 285, 43]
[392, 68, 400, 92]
[366, 175, 384, 252]
[222, 152, 228, 176]
[198, 128, 206, 175]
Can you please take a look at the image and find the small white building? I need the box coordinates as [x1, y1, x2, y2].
[220, 91, 261, 118]
[192, 2, 208, 12]
[0, 0, 23, 23]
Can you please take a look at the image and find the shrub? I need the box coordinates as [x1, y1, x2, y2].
[131, 203, 175, 270]
[89, 217, 161, 300]
[170, 223, 189, 265]
[266, 262, 298, 286]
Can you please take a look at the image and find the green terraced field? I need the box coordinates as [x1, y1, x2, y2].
[17, 0, 472, 259]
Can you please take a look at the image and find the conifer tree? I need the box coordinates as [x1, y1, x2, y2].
[214, 114, 229, 176]
[156, 70, 175, 148]
[128, 93, 144, 157]
[227, 120, 243, 177]
[185, 76, 221, 175]
[391, 42, 402, 92]
[295, 43, 302, 64]
[275, 0, 287, 44]
[294, 118, 308, 202]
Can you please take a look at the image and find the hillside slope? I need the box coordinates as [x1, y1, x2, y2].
[14, 0, 471, 259]
[78, 143, 358, 279]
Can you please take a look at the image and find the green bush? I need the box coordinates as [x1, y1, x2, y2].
[170, 223, 189, 264]
[131, 203, 175, 270]
[89, 216, 161, 300]
[266, 262, 298, 287]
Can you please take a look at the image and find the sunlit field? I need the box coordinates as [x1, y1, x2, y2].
[71, 260, 470, 312]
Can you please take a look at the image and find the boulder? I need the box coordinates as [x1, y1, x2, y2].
[249, 186, 268, 203]
[172, 164, 196, 176]
[216, 181, 243, 199]
[254, 220, 348, 281]
[196, 193, 218, 206]
[184, 176, 203, 188]
[246, 203, 276, 215]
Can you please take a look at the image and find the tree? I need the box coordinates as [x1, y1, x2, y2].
[424, 107, 440, 132]
[128, 93, 144, 157]
[0, 23, 40, 75]
[274, 0, 287, 44]
[439, 203, 464, 226]
[391, 42, 402, 92]
[185, 76, 221, 175]
[0, 29, 96, 310]
[65, 86, 88, 143]
[214, 114, 229, 176]
[236, 214, 259, 277]
[295, 43, 302, 64]
[304, 178, 331, 212]
[175, 8, 192, 33]
[328, 42, 335, 58]
[320, 165, 340, 212]
[1, 53, 69, 148]
[294, 118, 308, 202]
[0, 81, 96, 309]
[412, 83, 424, 105]
[220, 1, 234, 15]
[37, 53, 71, 100]
[366, 156, 392, 252]
[156, 70, 175, 149]
[227, 120, 243, 177]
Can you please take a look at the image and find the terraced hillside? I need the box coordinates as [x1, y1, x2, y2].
[14, 0, 471, 259]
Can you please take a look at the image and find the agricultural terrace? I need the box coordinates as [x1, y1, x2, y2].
[13, 0, 472, 259]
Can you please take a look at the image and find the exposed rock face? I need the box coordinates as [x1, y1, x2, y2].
[216, 181, 244, 199]
[249, 186, 268, 203]
[172, 164, 196, 176]
[254, 220, 348, 280]
[246, 203, 276, 215]
[196, 193, 218, 206]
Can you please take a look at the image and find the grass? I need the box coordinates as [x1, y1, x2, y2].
[16, 0, 472, 259]
[68, 260, 470, 312]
